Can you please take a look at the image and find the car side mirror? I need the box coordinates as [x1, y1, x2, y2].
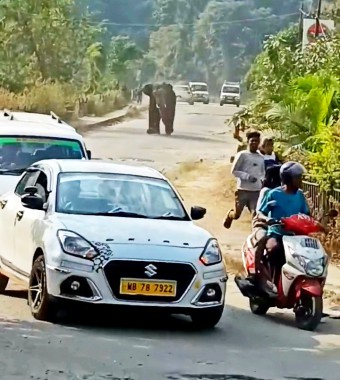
[86, 149, 92, 159]
[191, 206, 206, 220]
[21, 186, 44, 210]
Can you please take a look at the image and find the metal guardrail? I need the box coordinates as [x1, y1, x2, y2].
[302, 179, 340, 213]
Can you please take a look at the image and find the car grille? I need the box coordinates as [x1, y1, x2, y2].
[104, 260, 196, 302]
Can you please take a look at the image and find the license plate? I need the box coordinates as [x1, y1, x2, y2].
[120, 278, 177, 297]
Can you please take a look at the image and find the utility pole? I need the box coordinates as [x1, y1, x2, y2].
[298, 2, 304, 43]
[315, 0, 322, 38]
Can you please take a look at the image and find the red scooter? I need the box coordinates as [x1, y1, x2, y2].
[235, 212, 336, 331]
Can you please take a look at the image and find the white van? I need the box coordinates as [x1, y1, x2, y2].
[0, 110, 90, 195]
[220, 81, 241, 107]
[189, 82, 210, 104]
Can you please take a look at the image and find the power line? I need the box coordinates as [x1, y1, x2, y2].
[5, 10, 299, 28]
[92, 12, 299, 28]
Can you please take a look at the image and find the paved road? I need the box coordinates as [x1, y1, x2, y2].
[84, 102, 237, 171]
[0, 103, 339, 380]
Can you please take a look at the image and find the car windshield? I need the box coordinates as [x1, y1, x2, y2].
[0, 136, 85, 175]
[56, 172, 189, 220]
[222, 86, 239, 94]
[191, 84, 208, 92]
[175, 86, 189, 92]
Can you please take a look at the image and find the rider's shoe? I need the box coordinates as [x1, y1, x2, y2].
[261, 280, 278, 298]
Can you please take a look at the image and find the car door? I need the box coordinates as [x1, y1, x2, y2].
[13, 169, 50, 276]
[0, 170, 39, 272]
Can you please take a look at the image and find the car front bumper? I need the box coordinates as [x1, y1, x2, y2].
[221, 97, 240, 104]
[46, 258, 227, 310]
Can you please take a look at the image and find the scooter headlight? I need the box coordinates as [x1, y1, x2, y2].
[292, 253, 325, 277]
[305, 258, 325, 277]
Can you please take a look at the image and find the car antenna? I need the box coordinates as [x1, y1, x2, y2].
[50, 111, 62, 124]
[3, 109, 14, 120]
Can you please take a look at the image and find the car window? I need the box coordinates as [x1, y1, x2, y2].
[191, 84, 208, 92]
[0, 136, 85, 175]
[35, 171, 49, 203]
[15, 171, 40, 196]
[55, 172, 189, 220]
[222, 86, 239, 93]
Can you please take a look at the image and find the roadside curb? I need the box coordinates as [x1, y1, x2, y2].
[72, 104, 147, 133]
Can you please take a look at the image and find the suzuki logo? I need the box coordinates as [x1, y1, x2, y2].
[144, 264, 157, 278]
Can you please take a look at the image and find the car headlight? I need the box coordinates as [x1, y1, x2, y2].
[200, 239, 222, 266]
[57, 230, 99, 260]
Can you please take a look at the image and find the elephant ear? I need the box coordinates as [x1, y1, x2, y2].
[142, 84, 153, 96]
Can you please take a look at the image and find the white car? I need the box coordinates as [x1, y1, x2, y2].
[173, 84, 194, 105]
[0, 160, 227, 328]
[0, 110, 91, 195]
[189, 82, 210, 104]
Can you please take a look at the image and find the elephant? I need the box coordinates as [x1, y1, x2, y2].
[142, 82, 177, 135]
[153, 83, 176, 136]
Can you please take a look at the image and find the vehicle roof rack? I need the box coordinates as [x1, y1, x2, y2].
[3, 109, 14, 120]
[50, 111, 63, 124]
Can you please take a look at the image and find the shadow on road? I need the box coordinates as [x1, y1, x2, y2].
[2, 289, 28, 300]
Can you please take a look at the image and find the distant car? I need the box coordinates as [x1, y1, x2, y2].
[189, 82, 210, 104]
[0, 110, 91, 196]
[219, 82, 241, 107]
[0, 159, 228, 328]
[173, 85, 194, 105]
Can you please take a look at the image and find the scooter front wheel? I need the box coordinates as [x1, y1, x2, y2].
[295, 295, 323, 331]
[249, 297, 270, 315]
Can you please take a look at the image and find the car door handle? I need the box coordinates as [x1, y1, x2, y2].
[16, 210, 24, 221]
[0, 200, 8, 209]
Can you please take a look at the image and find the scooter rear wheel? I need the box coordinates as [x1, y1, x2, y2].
[249, 297, 270, 315]
[295, 295, 322, 331]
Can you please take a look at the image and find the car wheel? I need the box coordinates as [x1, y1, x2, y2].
[28, 255, 58, 322]
[191, 305, 224, 329]
[236, 103, 240, 108]
[203, 101, 209, 105]
[220, 101, 224, 106]
[189, 101, 194, 105]
[0, 273, 9, 293]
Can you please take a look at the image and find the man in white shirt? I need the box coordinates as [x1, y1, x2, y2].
[224, 130, 265, 229]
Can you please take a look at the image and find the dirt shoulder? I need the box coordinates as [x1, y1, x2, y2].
[165, 159, 251, 273]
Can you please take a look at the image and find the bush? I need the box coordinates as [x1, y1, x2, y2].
[0, 83, 130, 119]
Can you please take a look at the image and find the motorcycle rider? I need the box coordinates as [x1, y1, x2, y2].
[255, 161, 310, 296]
[252, 164, 281, 243]
[259, 137, 281, 170]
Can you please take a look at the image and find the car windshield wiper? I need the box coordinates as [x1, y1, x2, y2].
[91, 211, 148, 218]
[0, 167, 27, 175]
[153, 215, 187, 221]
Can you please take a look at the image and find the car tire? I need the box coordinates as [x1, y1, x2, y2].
[28, 255, 58, 322]
[203, 101, 209, 105]
[236, 103, 240, 108]
[220, 101, 224, 106]
[191, 305, 224, 329]
[188, 101, 194, 105]
[0, 273, 9, 293]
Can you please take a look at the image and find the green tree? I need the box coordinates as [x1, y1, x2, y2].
[0, 0, 103, 92]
